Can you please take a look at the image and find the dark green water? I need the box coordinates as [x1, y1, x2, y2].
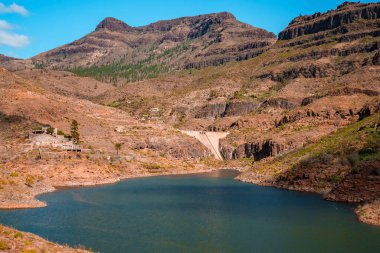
[0, 170, 379, 253]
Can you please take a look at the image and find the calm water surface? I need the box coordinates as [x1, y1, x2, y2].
[1, 170, 379, 253]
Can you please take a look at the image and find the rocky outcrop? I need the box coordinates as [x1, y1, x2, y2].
[224, 101, 260, 117]
[372, 52, 380, 65]
[260, 98, 295, 109]
[301, 88, 379, 106]
[194, 103, 227, 118]
[279, 2, 380, 40]
[263, 41, 380, 68]
[258, 63, 333, 82]
[275, 108, 354, 127]
[294, 41, 380, 61]
[221, 140, 285, 160]
[194, 101, 260, 118]
[185, 41, 272, 69]
[358, 99, 380, 120]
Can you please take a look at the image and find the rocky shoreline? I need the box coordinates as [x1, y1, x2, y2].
[0, 224, 91, 253]
[237, 172, 380, 227]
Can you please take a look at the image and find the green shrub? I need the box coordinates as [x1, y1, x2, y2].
[10, 171, 19, 177]
[14, 231, 23, 239]
[0, 240, 10, 250]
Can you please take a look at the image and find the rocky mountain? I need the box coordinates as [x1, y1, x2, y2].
[31, 12, 276, 83]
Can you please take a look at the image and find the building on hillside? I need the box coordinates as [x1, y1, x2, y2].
[28, 127, 82, 152]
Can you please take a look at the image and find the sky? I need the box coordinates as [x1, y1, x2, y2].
[0, 0, 378, 59]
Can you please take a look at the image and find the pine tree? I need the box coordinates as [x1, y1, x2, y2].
[115, 143, 122, 156]
[71, 120, 80, 144]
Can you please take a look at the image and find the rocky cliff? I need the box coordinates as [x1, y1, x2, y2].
[279, 2, 380, 40]
[221, 140, 285, 160]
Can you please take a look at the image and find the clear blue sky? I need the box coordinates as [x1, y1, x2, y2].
[0, 0, 378, 59]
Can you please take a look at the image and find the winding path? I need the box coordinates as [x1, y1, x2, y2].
[180, 130, 229, 160]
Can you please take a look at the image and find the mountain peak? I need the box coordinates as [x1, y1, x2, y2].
[210, 11, 235, 20]
[95, 17, 133, 32]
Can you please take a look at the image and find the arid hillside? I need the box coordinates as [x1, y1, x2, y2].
[32, 12, 276, 83]
[0, 67, 218, 209]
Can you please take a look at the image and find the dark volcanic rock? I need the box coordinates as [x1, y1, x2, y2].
[358, 99, 380, 120]
[221, 140, 285, 160]
[194, 101, 260, 118]
[194, 103, 227, 118]
[224, 101, 260, 117]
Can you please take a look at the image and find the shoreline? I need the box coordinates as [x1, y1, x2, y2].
[0, 167, 220, 210]
[1, 166, 378, 227]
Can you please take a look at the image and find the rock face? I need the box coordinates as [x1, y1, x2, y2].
[32, 12, 276, 73]
[194, 101, 260, 118]
[221, 140, 285, 160]
[279, 2, 380, 40]
[301, 88, 379, 106]
[258, 63, 333, 82]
